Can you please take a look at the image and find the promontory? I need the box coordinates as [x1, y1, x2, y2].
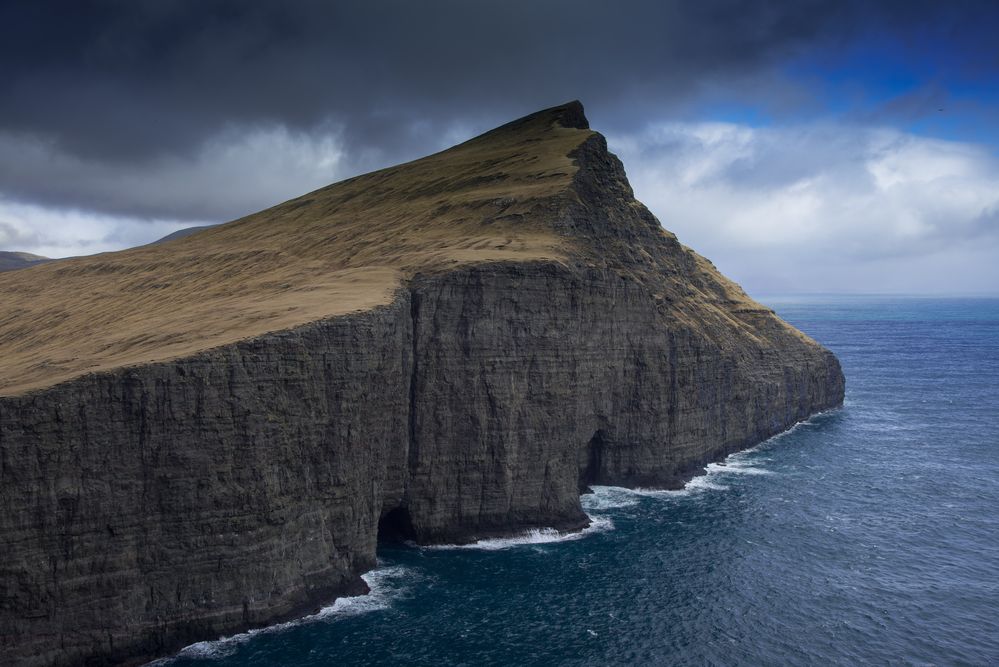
[0, 101, 844, 666]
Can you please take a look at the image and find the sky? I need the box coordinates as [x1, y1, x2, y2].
[1, 0, 997, 295]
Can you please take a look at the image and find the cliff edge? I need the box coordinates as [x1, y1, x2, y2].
[0, 102, 844, 666]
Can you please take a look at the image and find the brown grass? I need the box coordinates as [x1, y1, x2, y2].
[0, 110, 591, 395]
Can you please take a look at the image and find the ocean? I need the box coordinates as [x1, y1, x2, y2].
[158, 296, 999, 666]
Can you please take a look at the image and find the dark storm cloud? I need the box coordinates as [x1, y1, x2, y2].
[0, 0, 996, 222]
[0, 0, 865, 159]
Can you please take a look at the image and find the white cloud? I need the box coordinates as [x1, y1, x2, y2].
[0, 124, 349, 223]
[609, 122, 999, 294]
[0, 123, 357, 258]
[0, 120, 476, 258]
[3, 118, 997, 296]
[0, 198, 197, 258]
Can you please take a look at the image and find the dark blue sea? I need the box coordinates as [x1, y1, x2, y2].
[160, 296, 999, 667]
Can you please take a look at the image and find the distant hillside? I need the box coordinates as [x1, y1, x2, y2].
[0, 251, 50, 273]
[0, 226, 217, 275]
[151, 225, 218, 245]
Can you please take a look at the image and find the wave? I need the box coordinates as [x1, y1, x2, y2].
[311, 566, 410, 620]
[401, 413, 835, 552]
[581, 485, 643, 510]
[705, 458, 773, 476]
[149, 565, 413, 664]
[586, 476, 729, 504]
[147, 410, 836, 662]
[422, 515, 614, 551]
[579, 412, 836, 505]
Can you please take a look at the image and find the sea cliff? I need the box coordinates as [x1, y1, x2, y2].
[0, 102, 844, 666]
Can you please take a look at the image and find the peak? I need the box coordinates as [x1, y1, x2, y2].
[547, 100, 589, 130]
[0, 101, 598, 395]
[467, 101, 590, 146]
[499, 100, 589, 131]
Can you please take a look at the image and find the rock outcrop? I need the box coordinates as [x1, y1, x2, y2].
[0, 102, 844, 666]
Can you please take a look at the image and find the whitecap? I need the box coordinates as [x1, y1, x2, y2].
[423, 515, 614, 551]
[583, 481, 716, 503]
[706, 460, 773, 476]
[684, 476, 730, 492]
[312, 565, 411, 620]
[581, 485, 642, 510]
[148, 565, 413, 664]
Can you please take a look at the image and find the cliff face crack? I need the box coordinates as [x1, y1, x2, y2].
[407, 287, 421, 477]
[579, 429, 607, 491]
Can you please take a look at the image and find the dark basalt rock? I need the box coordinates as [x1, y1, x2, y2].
[0, 103, 844, 666]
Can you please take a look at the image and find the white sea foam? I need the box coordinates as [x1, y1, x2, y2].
[629, 475, 730, 498]
[583, 484, 692, 504]
[148, 565, 412, 664]
[581, 485, 642, 510]
[433, 412, 835, 550]
[684, 475, 731, 491]
[767, 407, 839, 442]
[577, 413, 837, 506]
[149, 411, 837, 663]
[705, 459, 773, 476]
[311, 566, 409, 619]
[423, 515, 614, 551]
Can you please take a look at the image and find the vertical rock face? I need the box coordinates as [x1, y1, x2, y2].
[0, 102, 843, 666]
[0, 302, 413, 665]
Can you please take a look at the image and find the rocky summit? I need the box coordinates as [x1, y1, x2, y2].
[0, 102, 844, 666]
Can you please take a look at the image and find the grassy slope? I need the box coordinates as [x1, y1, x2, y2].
[0, 109, 588, 395]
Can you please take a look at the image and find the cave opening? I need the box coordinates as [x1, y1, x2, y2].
[579, 429, 607, 491]
[377, 506, 417, 544]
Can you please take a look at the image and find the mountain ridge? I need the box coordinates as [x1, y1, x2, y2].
[0, 251, 51, 273]
[0, 103, 590, 395]
[0, 101, 844, 666]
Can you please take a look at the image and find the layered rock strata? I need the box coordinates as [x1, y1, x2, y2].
[0, 102, 844, 666]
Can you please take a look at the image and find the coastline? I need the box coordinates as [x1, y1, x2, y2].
[149, 406, 842, 665]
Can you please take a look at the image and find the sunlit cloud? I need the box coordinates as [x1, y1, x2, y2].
[0, 198, 201, 258]
[610, 122, 999, 294]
